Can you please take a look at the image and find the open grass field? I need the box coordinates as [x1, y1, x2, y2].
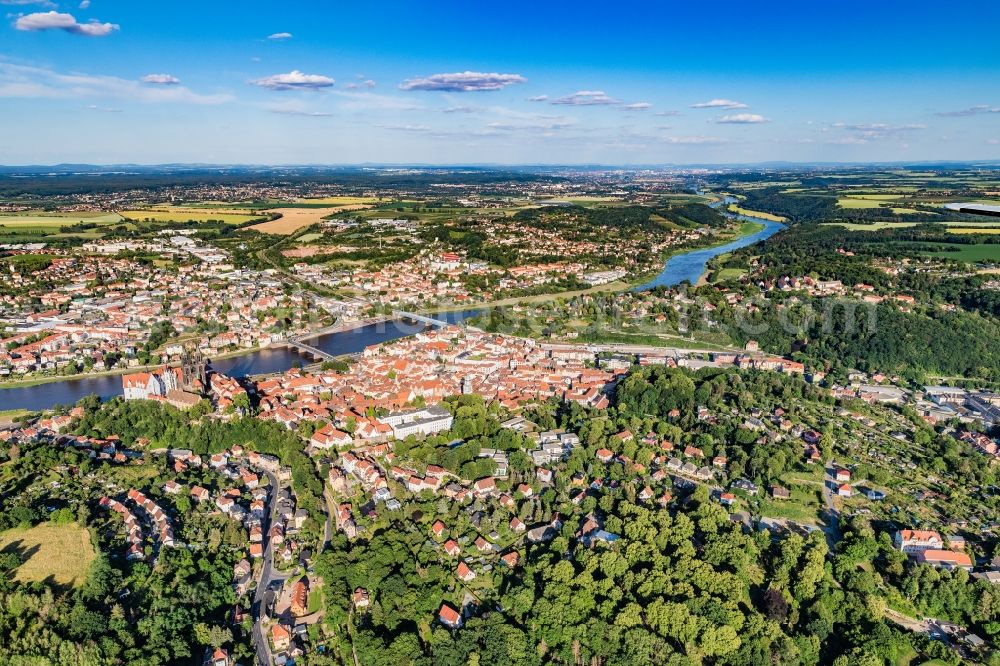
[661, 193, 716, 204]
[0, 408, 29, 425]
[733, 181, 801, 190]
[825, 221, 918, 230]
[0, 521, 95, 588]
[535, 196, 621, 204]
[347, 204, 469, 225]
[921, 243, 1000, 263]
[121, 208, 262, 224]
[0, 211, 123, 228]
[727, 204, 787, 222]
[947, 227, 1000, 235]
[843, 194, 902, 201]
[837, 197, 890, 209]
[248, 205, 370, 235]
[294, 196, 378, 205]
[711, 268, 747, 282]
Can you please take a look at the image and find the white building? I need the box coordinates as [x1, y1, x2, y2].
[378, 405, 454, 439]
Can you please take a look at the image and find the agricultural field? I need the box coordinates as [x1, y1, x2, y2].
[0, 211, 123, 229]
[120, 207, 263, 224]
[248, 204, 372, 235]
[660, 193, 716, 204]
[718, 168, 1000, 225]
[837, 196, 895, 209]
[727, 204, 787, 222]
[827, 219, 1000, 233]
[293, 196, 378, 205]
[824, 221, 918, 230]
[0, 521, 95, 588]
[345, 202, 488, 225]
[731, 180, 802, 190]
[947, 227, 1000, 235]
[921, 243, 1000, 263]
[534, 195, 622, 204]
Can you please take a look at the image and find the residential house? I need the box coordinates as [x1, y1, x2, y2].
[918, 549, 973, 571]
[439, 603, 463, 628]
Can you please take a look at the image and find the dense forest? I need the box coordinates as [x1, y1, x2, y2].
[713, 297, 1000, 382]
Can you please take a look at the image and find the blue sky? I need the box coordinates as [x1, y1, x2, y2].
[2, 0, 999, 164]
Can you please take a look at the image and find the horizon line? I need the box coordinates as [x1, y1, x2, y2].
[2, 159, 1000, 170]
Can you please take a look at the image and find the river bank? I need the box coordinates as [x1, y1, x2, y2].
[635, 217, 784, 290]
[429, 216, 769, 314]
[0, 310, 480, 412]
[694, 221, 765, 286]
[3, 209, 785, 412]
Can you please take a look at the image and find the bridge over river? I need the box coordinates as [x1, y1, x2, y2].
[392, 311, 453, 328]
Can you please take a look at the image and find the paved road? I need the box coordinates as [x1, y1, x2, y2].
[322, 487, 335, 550]
[251, 471, 291, 666]
[541, 341, 732, 357]
[820, 468, 843, 548]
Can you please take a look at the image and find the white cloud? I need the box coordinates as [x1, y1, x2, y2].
[655, 110, 681, 117]
[828, 137, 869, 145]
[344, 79, 376, 90]
[141, 73, 180, 85]
[691, 98, 748, 109]
[267, 32, 292, 40]
[0, 62, 233, 105]
[78, 0, 90, 7]
[0, 0, 56, 6]
[485, 118, 574, 132]
[987, 138, 999, 145]
[715, 113, 768, 124]
[262, 100, 333, 117]
[934, 105, 1000, 117]
[399, 71, 526, 92]
[835, 122, 925, 131]
[547, 91, 651, 109]
[376, 123, 431, 132]
[85, 104, 121, 113]
[15, 11, 118, 36]
[250, 70, 335, 91]
[269, 108, 332, 117]
[663, 135, 730, 144]
[332, 90, 422, 112]
[550, 90, 620, 106]
[443, 105, 478, 113]
[831, 122, 926, 141]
